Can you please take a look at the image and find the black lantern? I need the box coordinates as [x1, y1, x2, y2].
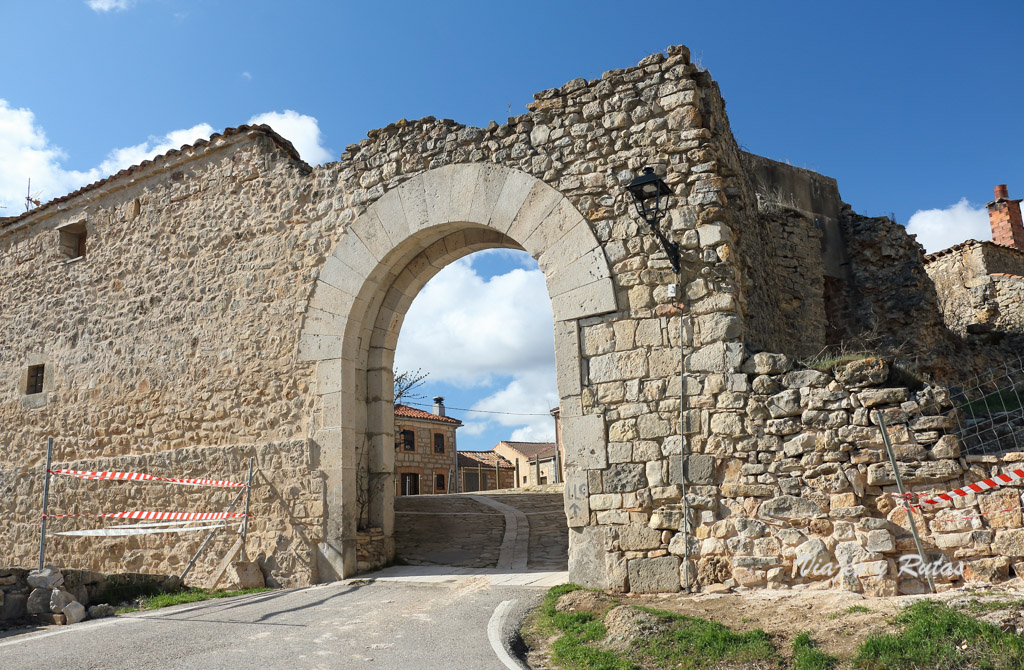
[626, 167, 680, 274]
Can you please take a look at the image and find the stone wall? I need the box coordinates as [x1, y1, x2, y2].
[574, 354, 1024, 595]
[1, 440, 323, 588]
[926, 241, 1024, 338]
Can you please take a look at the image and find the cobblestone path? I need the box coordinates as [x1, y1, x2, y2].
[393, 492, 567, 570]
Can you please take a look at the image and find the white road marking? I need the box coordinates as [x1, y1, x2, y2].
[487, 599, 526, 670]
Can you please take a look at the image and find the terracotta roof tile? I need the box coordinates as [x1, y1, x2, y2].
[1, 124, 305, 230]
[457, 451, 514, 469]
[394, 404, 462, 425]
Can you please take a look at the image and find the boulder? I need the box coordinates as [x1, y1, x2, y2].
[27, 567, 63, 590]
[224, 562, 266, 590]
[63, 601, 86, 624]
[26, 588, 51, 616]
[50, 588, 75, 614]
[87, 603, 116, 619]
[1, 593, 28, 622]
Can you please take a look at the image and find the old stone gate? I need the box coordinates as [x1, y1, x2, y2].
[3, 44, 1023, 594]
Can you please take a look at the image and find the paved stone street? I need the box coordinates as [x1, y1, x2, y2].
[0, 579, 546, 670]
[394, 491, 568, 571]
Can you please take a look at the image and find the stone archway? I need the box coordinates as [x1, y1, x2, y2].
[297, 163, 617, 578]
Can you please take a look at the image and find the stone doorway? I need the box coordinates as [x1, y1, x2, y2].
[298, 163, 618, 579]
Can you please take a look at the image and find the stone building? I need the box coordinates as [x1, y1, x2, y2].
[394, 399, 460, 495]
[924, 186, 1024, 340]
[455, 451, 515, 492]
[492, 440, 562, 487]
[3, 44, 1024, 594]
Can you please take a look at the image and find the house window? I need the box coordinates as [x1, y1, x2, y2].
[435, 473, 445, 492]
[26, 364, 45, 395]
[58, 222, 87, 260]
[433, 433, 445, 454]
[402, 429, 415, 451]
[523, 476, 527, 484]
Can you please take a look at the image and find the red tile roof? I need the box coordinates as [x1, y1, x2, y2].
[457, 451, 514, 469]
[497, 441, 557, 459]
[1, 124, 304, 230]
[394, 404, 462, 425]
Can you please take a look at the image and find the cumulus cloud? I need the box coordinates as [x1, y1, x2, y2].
[394, 254, 556, 386]
[247, 110, 332, 164]
[395, 252, 558, 442]
[86, 0, 134, 11]
[0, 99, 330, 213]
[95, 123, 215, 176]
[906, 198, 992, 253]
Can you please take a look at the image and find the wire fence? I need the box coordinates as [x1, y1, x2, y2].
[949, 353, 1024, 456]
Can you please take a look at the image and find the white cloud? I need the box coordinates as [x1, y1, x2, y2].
[241, 72, 253, 80]
[86, 0, 134, 12]
[247, 110, 332, 164]
[906, 198, 991, 253]
[0, 99, 331, 213]
[0, 100, 100, 213]
[95, 123, 215, 176]
[395, 252, 558, 444]
[394, 254, 555, 386]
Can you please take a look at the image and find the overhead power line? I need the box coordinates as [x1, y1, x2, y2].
[402, 400, 553, 418]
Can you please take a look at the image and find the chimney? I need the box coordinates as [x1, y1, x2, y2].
[432, 396, 445, 417]
[987, 184, 1024, 250]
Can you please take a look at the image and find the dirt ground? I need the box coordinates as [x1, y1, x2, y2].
[526, 581, 1024, 668]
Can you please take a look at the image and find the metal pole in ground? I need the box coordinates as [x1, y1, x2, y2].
[38, 437, 54, 571]
[239, 457, 255, 562]
[180, 484, 247, 583]
[877, 411, 936, 594]
[676, 278, 691, 594]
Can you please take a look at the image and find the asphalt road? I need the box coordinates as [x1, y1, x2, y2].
[0, 579, 545, 670]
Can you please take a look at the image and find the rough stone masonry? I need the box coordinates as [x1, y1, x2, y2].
[2, 44, 1023, 594]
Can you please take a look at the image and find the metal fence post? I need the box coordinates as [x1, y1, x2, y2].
[38, 437, 53, 571]
[877, 411, 935, 593]
[240, 457, 254, 562]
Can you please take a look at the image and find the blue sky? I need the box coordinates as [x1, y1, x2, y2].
[2, 1, 1022, 449]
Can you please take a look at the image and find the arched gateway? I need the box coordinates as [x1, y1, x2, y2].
[298, 163, 618, 577]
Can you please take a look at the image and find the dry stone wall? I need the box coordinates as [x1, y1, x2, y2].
[574, 354, 1024, 595]
[926, 241, 1024, 338]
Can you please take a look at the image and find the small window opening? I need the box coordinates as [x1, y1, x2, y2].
[402, 429, 415, 451]
[433, 433, 445, 454]
[59, 222, 87, 260]
[435, 473, 445, 492]
[26, 364, 45, 395]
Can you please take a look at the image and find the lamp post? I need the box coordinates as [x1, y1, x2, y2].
[627, 166, 692, 593]
[626, 167, 680, 274]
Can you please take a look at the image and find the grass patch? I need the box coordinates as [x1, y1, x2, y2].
[115, 587, 273, 613]
[806, 353, 875, 373]
[523, 585, 782, 670]
[793, 631, 838, 670]
[633, 607, 779, 669]
[829, 605, 873, 619]
[853, 599, 1024, 669]
[965, 599, 1024, 614]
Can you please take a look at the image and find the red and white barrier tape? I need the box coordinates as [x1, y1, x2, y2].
[49, 468, 246, 488]
[912, 467, 1024, 506]
[43, 511, 249, 520]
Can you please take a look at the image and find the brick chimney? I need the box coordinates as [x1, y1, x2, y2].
[987, 184, 1024, 250]
[432, 396, 445, 417]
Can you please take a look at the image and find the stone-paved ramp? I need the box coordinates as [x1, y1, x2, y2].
[393, 492, 567, 571]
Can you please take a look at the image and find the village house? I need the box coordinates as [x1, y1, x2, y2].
[492, 440, 563, 487]
[455, 450, 515, 492]
[393, 397, 460, 496]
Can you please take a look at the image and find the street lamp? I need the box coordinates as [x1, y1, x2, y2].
[626, 167, 680, 274]
[626, 165, 691, 593]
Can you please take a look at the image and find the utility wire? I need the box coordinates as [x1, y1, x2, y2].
[402, 400, 553, 417]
